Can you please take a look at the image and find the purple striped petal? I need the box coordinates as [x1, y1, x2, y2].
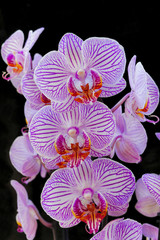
[90, 218, 142, 240]
[92, 158, 135, 206]
[41, 168, 78, 222]
[100, 78, 126, 97]
[24, 100, 44, 126]
[80, 101, 115, 149]
[58, 33, 83, 70]
[134, 62, 148, 109]
[82, 37, 126, 85]
[42, 155, 64, 170]
[114, 219, 142, 240]
[51, 94, 80, 112]
[34, 51, 71, 102]
[72, 157, 93, 189]
[128, 55, 136, 89]
[115, 137, 141, 163]
[108, 202, 129, 216]
[123, 114, 147, 154]
[22, 70, 43, 105]
[142, 173, 160, 205]
[23, 28, 44, 53]
[1, 30, 24, 62]
[29, 105, 64, 158]
[145, 73, 159, 115]
[59, 217, 81, 228]
[90, 145, 111, 158]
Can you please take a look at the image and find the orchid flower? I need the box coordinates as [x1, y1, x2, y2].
[34, 33, 126, 111]
[41, 157, 135, 234]
[11, 180, 54, 240]
[90, 218, 158, 240]
[1, 28, 44, 93]
[9, 130, 47, 184]
[125, 55, 159, 123]
[11, 180, 39, 240]
[135, 173, 160, 217]
[29, 101, 115, 168]
[110, 106, 147, 163]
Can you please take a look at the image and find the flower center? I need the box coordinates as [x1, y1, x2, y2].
[67, 69, 102, 104]
[71, 189, 108, 234]
[2, 52, 24, 80]
[16, 214, 23, 233]
[54, 129, 91, 168]
[135, 99, 150, 118]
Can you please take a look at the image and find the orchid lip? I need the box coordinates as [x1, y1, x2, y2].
[71, 191, 108, 234]
[67, 69, 102, 104]
[54, 131, 91, 168]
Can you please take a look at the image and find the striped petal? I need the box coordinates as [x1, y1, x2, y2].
[90, 218, 142, 240]
[9, 135, 40, 178]
[123, 114, 147, 154]
[23, 28, 44, 53]
[72, 157, 93, 189]
[142, 173, 160, 205]
[51, 94, 80, 112]
[100, 78, 126, 98]
[42, 155, 64, 170]
[34, 51, 71, 102]
[114, 219, 142, 240]
[1, 30, 24, 62]
[29, 105, 64, 158]
[92, 158, 135, 206]
[58, 33, 83, 70]
[82, 37, 126, 85]
[146, 73, 159, 115]
[115, 136, 142, 163]
[41, 168, 78, 222]
[22, 70, 43, 105]
[134, 62, 148, 109]
[108, 202, 129, 216]
[128, 55, 136, 89]
[80, 101, 115, 149]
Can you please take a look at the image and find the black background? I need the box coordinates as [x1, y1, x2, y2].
[0, 1, 160, 240]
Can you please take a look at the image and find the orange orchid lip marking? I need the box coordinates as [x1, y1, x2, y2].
[40, 93, 51, 104]
[135, 99, 150, 118]
[54, 130, 91, 168]
[67, 69, 102, 104]
[71, 189, 108, 234]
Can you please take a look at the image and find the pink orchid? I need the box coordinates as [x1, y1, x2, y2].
[9, 130, 47, 183]
[11, 180, 38, 240]
[90, 218, 159, 240]
[34, 33, 126, 111]
[41, 157, 135, 234]
[135, 173, 160, 217]
[1, 28, 44, 93]
[29, 101, 115, 168]
[125, 55, 159, 123]
[110, 106, 147, 163]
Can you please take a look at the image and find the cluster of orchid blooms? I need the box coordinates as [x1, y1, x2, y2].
[1, 27, 160, 240]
